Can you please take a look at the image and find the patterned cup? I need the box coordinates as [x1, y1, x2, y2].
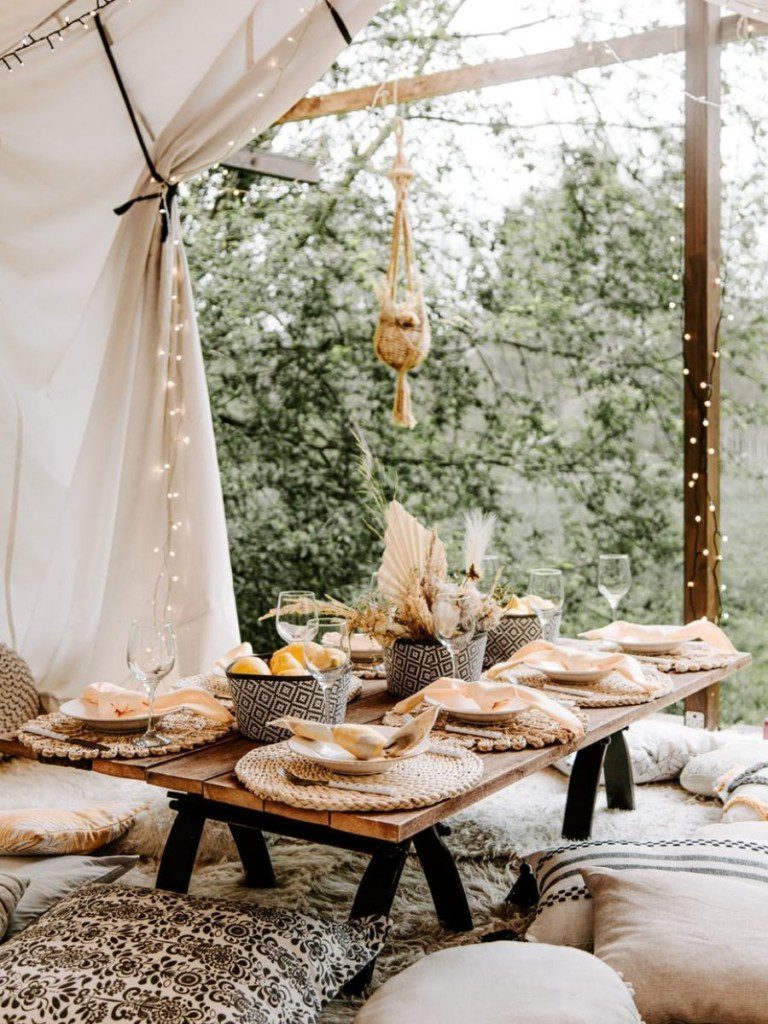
[384, 634, 487, 699]
[227, 660, 349, 744]
[482, 611, 562, 672]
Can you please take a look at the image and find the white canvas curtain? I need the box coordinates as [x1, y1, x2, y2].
[0, 0, 383, 703]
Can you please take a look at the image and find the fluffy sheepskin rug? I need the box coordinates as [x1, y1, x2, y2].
[0, 757, 720, 1023]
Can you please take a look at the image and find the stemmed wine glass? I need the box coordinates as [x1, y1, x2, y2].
[432, 585, 478, 679]
[127, 620, 175, 750]
[529, 568, 564, 641]
[597, 554, 632, 619]
[276, 591, 318, 645]
[303, 617, 351, 724]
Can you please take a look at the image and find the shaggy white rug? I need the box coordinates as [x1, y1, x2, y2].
[0, 756, 722, 1023]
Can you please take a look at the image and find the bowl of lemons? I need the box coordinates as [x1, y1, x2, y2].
[226, 644, 350, 743]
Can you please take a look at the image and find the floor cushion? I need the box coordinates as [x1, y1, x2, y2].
[556, 717, 720, 784]
[524, 836, 768, 949]
[0, 853, 137, 937]
[0, 804, 139, 855]
[0, 882, 387, 1024]
[354, 942, 641, 1024]
[585, 865, 768, 1024]
[680, 738, 767, 797]
[0, 874, 27, 940]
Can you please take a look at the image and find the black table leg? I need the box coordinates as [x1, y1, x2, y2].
[413, 825, 473, 932]
[156, 802, 207, 893]
[604, 729, 635, 811]
[346, 842, 411, 995]
[561, 735, 611, 841]
[229, 823, 276, 888]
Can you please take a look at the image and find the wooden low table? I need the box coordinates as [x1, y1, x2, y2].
[0, 658, 749, 988]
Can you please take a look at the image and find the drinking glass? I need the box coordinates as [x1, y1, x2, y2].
[529, 568, 564, 640]
[303, 617, 351, 724]
[276, 591, 318, 645]
[481, 554, 501, 590]
[598, 554, 632, 618]
[127, 620, 175, 750]
[432, 586, 478, 679]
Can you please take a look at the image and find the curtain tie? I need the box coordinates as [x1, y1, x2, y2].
[113, 182, 178, 241]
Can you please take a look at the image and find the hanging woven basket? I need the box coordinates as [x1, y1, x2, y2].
[373, 120, 430, 429]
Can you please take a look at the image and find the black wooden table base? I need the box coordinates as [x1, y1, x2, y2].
[155, 793, 473, 992]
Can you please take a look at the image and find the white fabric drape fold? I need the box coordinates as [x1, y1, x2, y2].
[0, 0, 383, 701]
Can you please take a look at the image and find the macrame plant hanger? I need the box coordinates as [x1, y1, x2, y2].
[373, 96, 431, 430]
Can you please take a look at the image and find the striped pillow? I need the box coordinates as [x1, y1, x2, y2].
[525, 837, 768, 950]
[0, 874, 27, 940]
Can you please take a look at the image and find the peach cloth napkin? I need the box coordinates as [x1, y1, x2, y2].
[82, 683, 233, 724]
[487, 640, 648, 687]
[579, 619, 737, 653]
[392, 676, 585, 739]
[214, 642, 253, 674]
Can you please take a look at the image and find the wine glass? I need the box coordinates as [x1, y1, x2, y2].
[529, 568, 564, 641]
[303, 617, 351, 724]
[432, 585, 478, 679]
[276, 591, 318, 645]
[127, 620, 175, 750]
[598, 554, 632, 619]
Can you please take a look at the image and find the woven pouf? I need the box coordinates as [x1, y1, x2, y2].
[0, 644, 39, 732]
[354, 943, 641, 1024]
[235, 741, 483, 812]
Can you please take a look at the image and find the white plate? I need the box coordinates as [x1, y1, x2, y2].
[617, 639, 685, 655]
[59, 698, 172, 734]
[287, 726, 430, 775]
[424, 695, 525, 725]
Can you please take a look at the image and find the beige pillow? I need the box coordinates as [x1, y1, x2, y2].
[355, 942, 641, 1024]
[525, 836, 768, 950]
[584, 865, 768, 1024]
[0, 805, 138, 855]
[0, 873, 27, 939]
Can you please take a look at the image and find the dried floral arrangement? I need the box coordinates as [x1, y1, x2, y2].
[261, 501, 503, 646]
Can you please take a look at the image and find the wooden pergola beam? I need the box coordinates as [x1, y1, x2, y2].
[221, 148, 320, 183]
[683, 0, 722, 730]
[277, 13, 766, 124]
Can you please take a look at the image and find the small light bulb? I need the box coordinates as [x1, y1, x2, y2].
[692, 472, 699, 480]
[683, 368, 690, 376]
[170, 551, 176, 558]
[709, 503, 716, 512]
[695, 515, 702, 523]
[153, 546, 160, 553]
[723, 535, 729, 542]
[713, 351, 720, 359]
[699, 381, 707, 389]
[688, 480, 695, 488]
[708, 447, 715, 455]
[687, 581, 694, 588]
[689, 437, 697, 444]
[172, 523, 179, 531]
[163, 463, 171, 470]
[669, 301, 677, 310]
[158, 349, 166, 356]
[171, 575, 179, 582]
[727, 313, 734, 322]
[703, 419, 709, 427]
[166, 604, 172, 612]
[176, 354, 182, 361]
[704, 400, 711, 408]
[702, 548, 709, 556]
[684, 333, 691, 341]
[167, 381, 176, 389]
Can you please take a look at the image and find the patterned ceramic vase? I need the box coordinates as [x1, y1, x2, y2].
[0, 644, 39, 733]
[228, 665, 349, 744]
[384, 634, 487, 699]
[482, 611, 562, 672]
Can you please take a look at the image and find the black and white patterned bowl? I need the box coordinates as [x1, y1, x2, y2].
[384, 634, 487, 699]
[482, 611, 562, 672]
[227, 660, 349, 744]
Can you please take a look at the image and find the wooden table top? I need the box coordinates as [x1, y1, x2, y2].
[0, 657, 750, 844]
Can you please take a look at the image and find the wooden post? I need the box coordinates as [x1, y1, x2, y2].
[683, 0, 721, 729]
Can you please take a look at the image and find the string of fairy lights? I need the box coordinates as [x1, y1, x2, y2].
[151, 231, 191, 623]
[0, 0, 126, 71]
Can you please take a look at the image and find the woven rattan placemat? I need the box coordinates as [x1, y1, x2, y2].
[234, 741, 483, 812]
[382, 705, 589, 753]
[507, 663, 674, 707]
[627, 641, 748, 674]
[17, 710, 234, 761]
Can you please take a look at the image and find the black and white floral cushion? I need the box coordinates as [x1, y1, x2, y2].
[0, 883, 387, 1023]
